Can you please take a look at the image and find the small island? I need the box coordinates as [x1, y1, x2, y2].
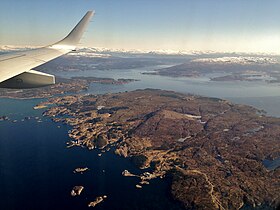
[0, 116, 9, 121]
[71, 186, 84, 196]
[73, 167, 89, 174]
[88, 195, 107, 208]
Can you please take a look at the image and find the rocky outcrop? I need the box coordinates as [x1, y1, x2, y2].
[95, 134, 108, 149]
[73, 167, 89, 174]
[88, 195, 107, 208]
[71, 186, 84, 196]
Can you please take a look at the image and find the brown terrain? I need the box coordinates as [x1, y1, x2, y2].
[39, 89, 279, 210]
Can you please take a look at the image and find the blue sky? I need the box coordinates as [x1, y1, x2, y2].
[1, 0, 280, 53]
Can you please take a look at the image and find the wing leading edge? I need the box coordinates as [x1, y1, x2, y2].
[0, 11, 94, 89]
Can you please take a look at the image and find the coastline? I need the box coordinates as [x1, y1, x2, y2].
[39, 89, 280, 209]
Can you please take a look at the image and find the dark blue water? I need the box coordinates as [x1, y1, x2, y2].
[0, 98, 184, 210]
[262, 157, 280, 171]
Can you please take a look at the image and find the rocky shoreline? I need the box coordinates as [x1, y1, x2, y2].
[38, 89, 279, 209]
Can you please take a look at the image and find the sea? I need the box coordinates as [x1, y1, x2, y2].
[1, 64, 280, 210]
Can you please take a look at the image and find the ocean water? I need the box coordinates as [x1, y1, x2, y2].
[0, 98, 184, 210]
[226, 96, 280, 117]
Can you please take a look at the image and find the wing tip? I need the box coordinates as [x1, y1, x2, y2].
[52, 10, 95, 49]
[86, 10, 95, 19]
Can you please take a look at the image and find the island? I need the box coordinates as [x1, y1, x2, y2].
[88, 195, 107, 208]
[71, 186, 84, 196]
[0, 116, 9, 121]
[73, 167, 89, 174]
[38, 89, 279, 210]
[143, 56, 280, 84]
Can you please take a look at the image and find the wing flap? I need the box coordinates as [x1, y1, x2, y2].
[0, 48, 62, 83]
[0, 70, 55, 89]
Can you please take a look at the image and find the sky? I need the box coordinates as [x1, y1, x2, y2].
[1, 0, 280, 53]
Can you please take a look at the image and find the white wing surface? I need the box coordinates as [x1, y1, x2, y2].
[0, 11, 94, 89]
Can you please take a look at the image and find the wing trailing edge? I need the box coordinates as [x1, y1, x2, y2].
[0, 70, 55, 89]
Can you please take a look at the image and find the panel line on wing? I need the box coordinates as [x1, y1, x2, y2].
[0, 54, 26, 62]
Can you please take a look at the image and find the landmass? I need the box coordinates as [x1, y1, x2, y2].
[39, 89, 280, 210]
[210, 73, 279, 83]
[143, 56, 280, 83]
[0, 76, 138, 99]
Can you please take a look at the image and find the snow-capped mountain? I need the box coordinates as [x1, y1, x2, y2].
[192, 56, 279, 65]
[1, 45, 279, 58]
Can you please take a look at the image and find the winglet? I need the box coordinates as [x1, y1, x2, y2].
[51, 11, 94, 50]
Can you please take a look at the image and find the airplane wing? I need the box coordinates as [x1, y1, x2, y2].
[0, 11, 94, 89]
